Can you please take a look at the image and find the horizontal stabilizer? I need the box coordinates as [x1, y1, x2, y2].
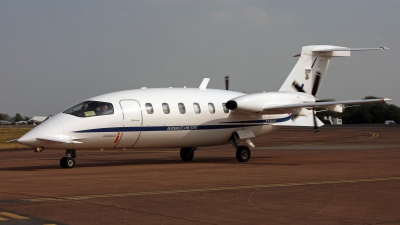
[313, 47, 389, 52]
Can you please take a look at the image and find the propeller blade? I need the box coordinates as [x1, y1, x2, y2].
[311, 71, 322, 96]
[225, 75, 229, 90]
[292, 81, 306, 93]
[312, 107, 319, 133]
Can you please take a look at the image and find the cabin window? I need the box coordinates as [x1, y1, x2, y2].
[63, 101, 114, 117]
[145, 103, 154, 114]
[178, 103, 186, 114]
[162, 103, 170, 114]
[208, 103, 215, 114]
[222, 103, 229, 114]
[193, 103, 201, 114]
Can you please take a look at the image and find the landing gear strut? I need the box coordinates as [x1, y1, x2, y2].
[180, 148, 197, 161]
[60, 149, 76, 168]
[229, 133, 251, 162]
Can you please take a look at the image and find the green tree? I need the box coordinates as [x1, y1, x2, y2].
[14, 113, 23, 122]
[0, 113, 9, 121]
[341, 96, 400, 124]
[317, 96, 400, 124]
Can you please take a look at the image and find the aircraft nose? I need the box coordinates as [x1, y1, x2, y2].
[17, 132, 39, 147]
[17, 117, 64, 147]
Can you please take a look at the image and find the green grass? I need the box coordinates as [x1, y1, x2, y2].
[0, 128, 32, 149]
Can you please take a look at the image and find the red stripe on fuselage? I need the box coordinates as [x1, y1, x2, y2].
[114, 132, 121, 143]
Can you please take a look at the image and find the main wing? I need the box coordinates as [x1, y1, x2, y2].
[262, 98, 391, 115]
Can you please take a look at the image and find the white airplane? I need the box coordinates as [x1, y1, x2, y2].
[28, 116, 49, 125]
[12, 45, 391, 168]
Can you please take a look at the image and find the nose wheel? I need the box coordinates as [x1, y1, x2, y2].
[60, 157, 75, 168]
[60, 149, 76, 168]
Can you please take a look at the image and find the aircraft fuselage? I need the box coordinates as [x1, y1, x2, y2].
[18, 88, 289, 150]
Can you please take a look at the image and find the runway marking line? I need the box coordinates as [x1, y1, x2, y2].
[360, 131, 380, 140]
[21, 176, 400, 203]
[0, 211, 30, 220]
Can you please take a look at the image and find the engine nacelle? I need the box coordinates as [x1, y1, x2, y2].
[226, 92, 315, 113]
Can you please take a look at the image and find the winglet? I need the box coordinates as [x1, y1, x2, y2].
[199, 78, 210, 90]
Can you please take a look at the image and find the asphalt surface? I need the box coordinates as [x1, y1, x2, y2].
[0, 125, 399, 224]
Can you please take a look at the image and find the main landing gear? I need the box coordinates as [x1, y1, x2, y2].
[230, 133, 251, 162]
[60, 149, 76, 168]
[236, 146, 251, 162]
[179, 133, 252, 162]
[180, 148, 197, 161]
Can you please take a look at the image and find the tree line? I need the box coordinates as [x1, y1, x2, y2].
[0, 113, 29, 122]
[317, 96, 400, 124]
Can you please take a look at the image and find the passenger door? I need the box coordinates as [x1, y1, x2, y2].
[114, 100, 142, 148]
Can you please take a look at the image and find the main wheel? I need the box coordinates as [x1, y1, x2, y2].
[236, 146, 251, 162]
[60, 157, 76, 168]
[180, 148, 194, 161]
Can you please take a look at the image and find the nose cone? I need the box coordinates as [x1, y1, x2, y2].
[18, 117, 64, 147]
[17, 132, 40, 147]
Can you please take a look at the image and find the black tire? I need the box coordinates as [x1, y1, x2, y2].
[60, 157, 75, 168]
[180, 148, 194, 161]
[236, 146, 251, 162]
[60, 157, 67, 168]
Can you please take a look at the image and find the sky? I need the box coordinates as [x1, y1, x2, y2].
[1, 1, 399, 117]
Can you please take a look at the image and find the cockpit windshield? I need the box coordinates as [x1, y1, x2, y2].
[63, 101, 114, 117]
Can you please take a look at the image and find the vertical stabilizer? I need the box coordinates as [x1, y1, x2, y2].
[278, 45, 387, 96]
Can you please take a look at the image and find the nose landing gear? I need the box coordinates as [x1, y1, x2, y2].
[60, 149, 76, 168]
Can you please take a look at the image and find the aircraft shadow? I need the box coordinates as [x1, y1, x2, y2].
[0, 156, 276, 171]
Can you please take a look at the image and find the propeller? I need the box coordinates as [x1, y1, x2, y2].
[311, 71, 322, 96]
[292, 81, 306, 93]
[292, 71, 326, 132]
[292, 71, 322, 95]
[225, 75, 229, 90]
[312, 107, 319, 132]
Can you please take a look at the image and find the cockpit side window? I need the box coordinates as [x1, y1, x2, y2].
[63, 101, 114, 117]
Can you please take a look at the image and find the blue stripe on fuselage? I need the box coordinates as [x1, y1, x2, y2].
[220, 115, 291, 124]
[74, 115, 292, 133]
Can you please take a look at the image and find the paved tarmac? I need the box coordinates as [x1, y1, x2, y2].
[0, 125, 399, 224]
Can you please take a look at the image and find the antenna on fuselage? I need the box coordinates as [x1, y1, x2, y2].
[225, 75, 229, 90]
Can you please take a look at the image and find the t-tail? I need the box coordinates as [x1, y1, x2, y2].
[279, 45, 388, 96]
